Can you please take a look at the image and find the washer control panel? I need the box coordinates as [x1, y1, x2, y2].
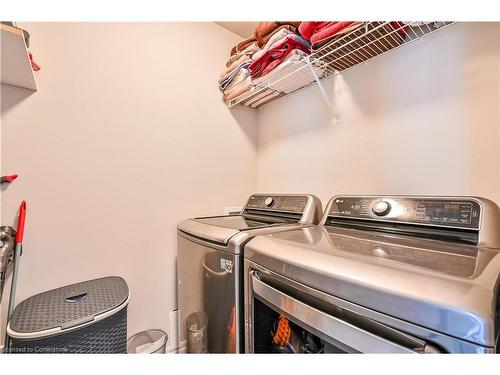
[328, 196, 481, 229]
[246, 195, 308, 213]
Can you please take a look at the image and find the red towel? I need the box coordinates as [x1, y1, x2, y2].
[249, 36, 310, 79]
[299, 22, 355, 44]
[311, 22, 354, 44]
[298, 22, 324, 40]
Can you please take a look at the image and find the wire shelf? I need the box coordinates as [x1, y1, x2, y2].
[227, 21, 454, 109]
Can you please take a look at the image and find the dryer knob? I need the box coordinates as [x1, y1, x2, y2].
[264, 197, 274, 207]
[372, 200, 391, 216]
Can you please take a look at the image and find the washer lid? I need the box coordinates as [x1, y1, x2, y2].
[245, 226, 500, 347]
[177, 215, 288, 244]
[195, 215, 288, 230]
[178, 217, 243, 244]
[8, 276, 129, 339]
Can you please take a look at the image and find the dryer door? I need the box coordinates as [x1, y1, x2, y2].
[247, 269, 441, 354]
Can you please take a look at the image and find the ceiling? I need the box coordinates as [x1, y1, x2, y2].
[215, 22, 258, 38]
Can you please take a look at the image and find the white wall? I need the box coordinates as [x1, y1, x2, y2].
[257, 22, 500, 207]
[0, 22, 257, 345]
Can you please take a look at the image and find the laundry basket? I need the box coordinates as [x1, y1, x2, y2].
[7, 276, 129, 354]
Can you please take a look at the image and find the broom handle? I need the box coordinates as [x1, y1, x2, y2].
[15, 201, 26, 245]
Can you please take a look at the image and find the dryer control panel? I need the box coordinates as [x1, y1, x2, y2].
[327, 196, 481, 230]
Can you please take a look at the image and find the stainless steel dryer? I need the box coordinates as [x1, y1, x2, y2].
[244, 195, 500, 353]
[177, 193, 322, 353]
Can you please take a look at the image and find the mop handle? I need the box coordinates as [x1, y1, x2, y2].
[4, 201, 27, 352]
[8, 200, 26, 314]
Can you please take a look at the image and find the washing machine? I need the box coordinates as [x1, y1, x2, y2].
[244, 195, 500, 353]
[177, 193, 322, 353]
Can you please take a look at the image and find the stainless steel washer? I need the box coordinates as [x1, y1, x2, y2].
[244, 195, 500, 353]
[177, 193, 322, 353]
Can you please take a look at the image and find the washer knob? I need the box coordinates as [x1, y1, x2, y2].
[372, 200, 391, 216]
[264, 197, 274, 207]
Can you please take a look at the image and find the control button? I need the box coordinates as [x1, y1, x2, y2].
[372, 200, 391, 216]
[264, 197, 274, 207]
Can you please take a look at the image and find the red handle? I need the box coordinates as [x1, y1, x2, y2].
[15, 201, 27, 244]
[29, 52, 41, 71]
[1, 174, 18, 183]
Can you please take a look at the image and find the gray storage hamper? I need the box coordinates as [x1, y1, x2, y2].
[6, 276, 129, 353]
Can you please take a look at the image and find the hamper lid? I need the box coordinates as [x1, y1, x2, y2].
[8, 276, 129, 339]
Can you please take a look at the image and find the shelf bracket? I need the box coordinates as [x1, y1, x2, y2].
[308, 58, 334, 113]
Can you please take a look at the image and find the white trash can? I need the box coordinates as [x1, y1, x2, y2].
[127, 329, 168, 354]
[186, 312, 208, 353]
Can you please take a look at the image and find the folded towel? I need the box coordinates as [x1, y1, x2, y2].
[298, 22, 329, 40]
[311, 22, 355, 44]
[252, 28, 301, 61]
[230, 35, 257, 57]
[221, 68, 250, 92]
[253, 50, 326, 93]
[311, 22, 363, 49]
[259, 24, 298, 47]
[255, 21, 301, 47]
[223, 77, 253, 102]
[219, 59, 251, 86]
[226, 42, 259, 68]
[254, 50, 307, 84]
[220, 54, 252, 78]
[299, 22, 356, 44]
[224, 75, 251, 95]
[238, 51, 327, 109]
[249, 36, 310, 79]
